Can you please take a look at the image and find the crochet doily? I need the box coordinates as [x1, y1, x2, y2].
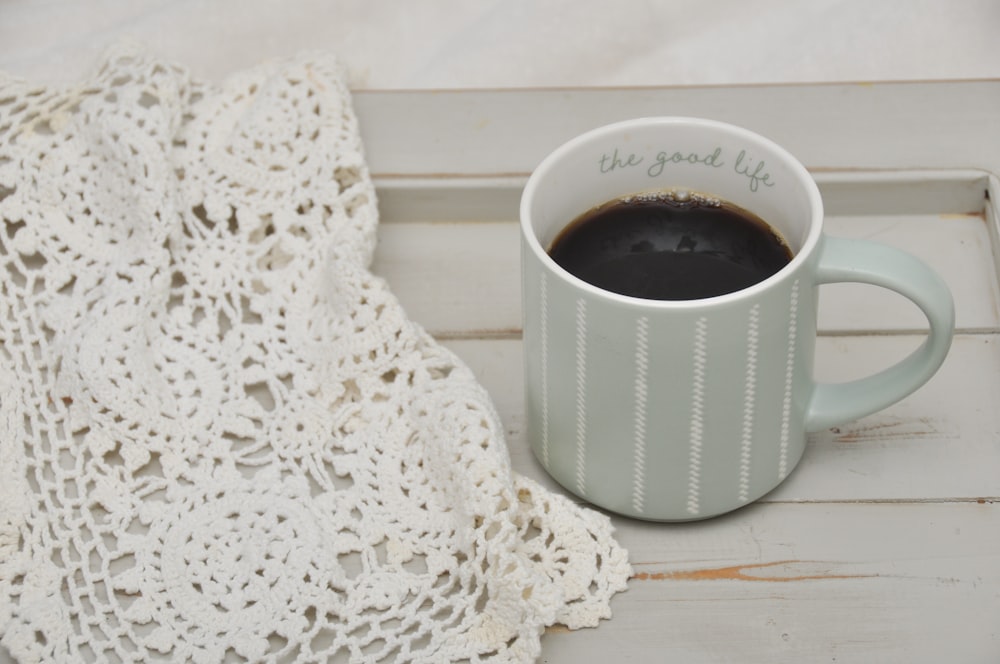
[0, 47, 630, 663]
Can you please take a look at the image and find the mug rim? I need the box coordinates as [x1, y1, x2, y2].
[519, 116, 825, 309]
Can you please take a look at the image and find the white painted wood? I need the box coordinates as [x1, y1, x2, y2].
[373, 220, 521, 337]
[819, 211, 1000, 333]
[372, 174, 1000, 336]
[4, 67, 999, 664]
[358, 90, 1000, 660]
[541, 502, 1000, 664]
[355, 82, 1000, 177]
[373, 169, 991, 224]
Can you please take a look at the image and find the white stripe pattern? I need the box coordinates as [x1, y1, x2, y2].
[779, 280, 800, 479]
[574, 298, 588, 496]
[739, 304, 761, 503]
[687, 316, 708, 516]
[632, 316, 650, 514]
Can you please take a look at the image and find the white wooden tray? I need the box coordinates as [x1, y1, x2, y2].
[357, 81, 1000, 663]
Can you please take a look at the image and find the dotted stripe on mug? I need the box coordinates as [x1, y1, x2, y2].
[739, 304, 761, 504]
[574, 298, 588, 497]
[779, 280, 800, 479]
[687, 316, 709, 516]
[632, 316, 650, 514]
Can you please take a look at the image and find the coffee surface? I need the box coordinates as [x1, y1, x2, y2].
[548, 192, 792, 300]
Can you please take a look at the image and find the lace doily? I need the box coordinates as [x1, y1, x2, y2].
[0, 47, 630, 663]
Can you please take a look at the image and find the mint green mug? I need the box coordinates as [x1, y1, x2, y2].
[519, 117, 954, 521]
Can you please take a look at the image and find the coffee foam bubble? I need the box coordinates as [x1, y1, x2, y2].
[621, 189, 721, 207]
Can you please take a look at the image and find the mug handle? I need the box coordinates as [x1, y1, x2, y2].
[805, 236, 955, 431]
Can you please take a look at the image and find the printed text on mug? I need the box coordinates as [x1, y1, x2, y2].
[598, 146, 775, 192]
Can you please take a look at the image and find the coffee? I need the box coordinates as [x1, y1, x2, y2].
[548, 190, 792, 300]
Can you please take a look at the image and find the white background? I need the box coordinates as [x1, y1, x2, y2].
[2, 0, 999, 89]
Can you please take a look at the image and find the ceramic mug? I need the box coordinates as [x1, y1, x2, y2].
[519, 117, 955, 521]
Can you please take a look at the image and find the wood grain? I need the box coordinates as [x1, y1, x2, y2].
[355, 82, 1000, 177]
[373, 182, 999, 337]
[541, 502, 1000, 663]
[368, 157, 1000, 661]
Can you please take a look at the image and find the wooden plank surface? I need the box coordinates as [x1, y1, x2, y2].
[368, 165, 1000, 662]
[542, 502, 1000, 663]
[373, 170, 992, 224]
[355, 82, 1000, 176]
[5, 81, 999, 664]
[372, 175, 1000, 336]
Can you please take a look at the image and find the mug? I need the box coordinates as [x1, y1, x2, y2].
[519, 117, 955, 521]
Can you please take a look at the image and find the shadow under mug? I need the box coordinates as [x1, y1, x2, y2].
[519, 117, 955, 521]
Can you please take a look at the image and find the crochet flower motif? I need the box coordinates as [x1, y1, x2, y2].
[0, 46, 630, 663]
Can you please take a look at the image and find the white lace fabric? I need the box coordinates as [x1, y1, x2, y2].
[0, 47, 630, 663]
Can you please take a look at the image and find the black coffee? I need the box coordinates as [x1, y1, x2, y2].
[548, 191, 792, 300]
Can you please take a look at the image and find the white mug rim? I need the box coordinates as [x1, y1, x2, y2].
[519, 116, 825, 309]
